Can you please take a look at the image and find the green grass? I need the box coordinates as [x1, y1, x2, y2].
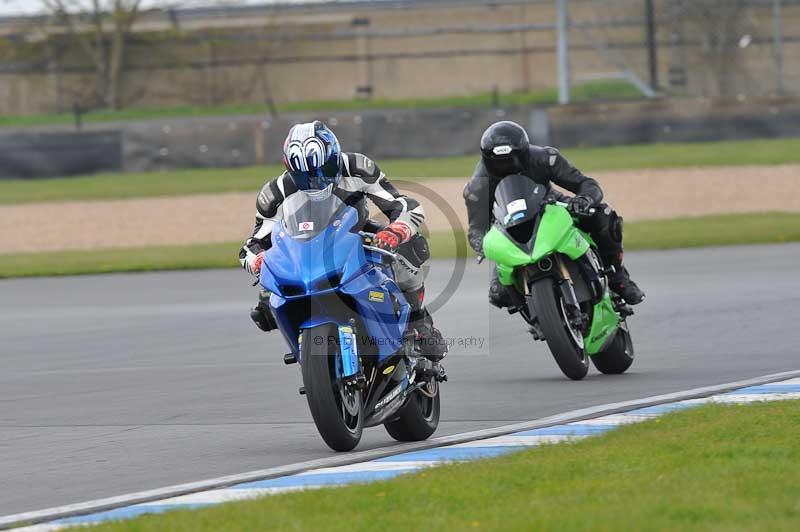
[0, 158, 462, 205]
[0, 80, 639, 129]
[0, 242, 240, 279]
[2, 213, 798, 279]
[3, 137, 800, 206]
[564, 137, 800, 171]
[85, 399, 800, 531]
[624, 212, 800, 249]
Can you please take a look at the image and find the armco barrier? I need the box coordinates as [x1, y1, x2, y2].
[1, 98, 799, 179]
[0, 130, 122, 179]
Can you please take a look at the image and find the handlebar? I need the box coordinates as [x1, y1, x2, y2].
[551, 200, 596, 217]
[363, 244, 398, 261]
[359, 231, 398, 262]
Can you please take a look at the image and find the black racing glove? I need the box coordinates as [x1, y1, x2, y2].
[468, 231, 485, 255]
[567, 195, 594, 216]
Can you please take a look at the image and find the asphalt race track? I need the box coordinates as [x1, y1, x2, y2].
[2, 243, 799, 516]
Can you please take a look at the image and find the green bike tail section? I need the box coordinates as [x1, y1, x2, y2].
[585, 292, 620, 355]
[483, 204, 591, 286]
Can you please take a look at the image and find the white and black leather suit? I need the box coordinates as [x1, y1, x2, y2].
[240, 151, 430, 304]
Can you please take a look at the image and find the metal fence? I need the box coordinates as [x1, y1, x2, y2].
[1, 0, 799, 115]
[585, 0, 799, 98]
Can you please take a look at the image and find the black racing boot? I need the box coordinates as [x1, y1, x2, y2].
[404, 286, 448, 361]
[250, 290, 278, 332]
[489, 271, 514, 309]
[608, 263, 646, 305]
[584, 209, 645, 306]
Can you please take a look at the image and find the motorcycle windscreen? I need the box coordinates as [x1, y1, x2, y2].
[492, 174, 548, 250]
[282, 185, 347, 241]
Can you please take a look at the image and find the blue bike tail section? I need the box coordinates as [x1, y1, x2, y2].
[259, 207, 410, 360]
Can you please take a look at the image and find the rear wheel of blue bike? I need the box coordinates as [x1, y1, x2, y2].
[384, 378, 440, 442]
[301, 324, 363, 451]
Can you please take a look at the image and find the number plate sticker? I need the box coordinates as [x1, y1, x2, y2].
[506, 198, 527, 214]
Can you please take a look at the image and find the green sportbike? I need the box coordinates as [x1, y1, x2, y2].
[481, 174, 635, 380]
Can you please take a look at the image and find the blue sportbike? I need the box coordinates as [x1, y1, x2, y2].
[259, 187, 446, 451]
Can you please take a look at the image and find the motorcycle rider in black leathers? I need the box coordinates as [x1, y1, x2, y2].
[240, 120, 447, 359]
[464, 121, 646, 307]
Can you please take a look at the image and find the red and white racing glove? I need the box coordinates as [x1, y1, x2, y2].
[248, 251, 265, 275]
[374, 222, 413, 252]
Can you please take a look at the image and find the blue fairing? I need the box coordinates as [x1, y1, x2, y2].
[259, 206, 409, 361]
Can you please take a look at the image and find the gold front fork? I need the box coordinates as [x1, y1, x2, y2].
[556, 254, 572, 282]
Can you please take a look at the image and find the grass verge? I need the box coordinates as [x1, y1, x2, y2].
[3, 137, 800, 205]
[87, 399, 800, 531]
[1, 213, 798, 279]
[0, 80, 638, 129]
[0, 242, 240, 279]
[623, 211, 800, 249]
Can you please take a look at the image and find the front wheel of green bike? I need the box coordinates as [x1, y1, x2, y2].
[531, 277, 589, 381]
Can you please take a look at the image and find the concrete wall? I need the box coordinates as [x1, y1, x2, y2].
[2, 97, 799, 179]
[0, 130, 121, 179]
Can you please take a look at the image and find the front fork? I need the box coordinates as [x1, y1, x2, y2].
[519, 255, 587, 336]
[554, 255, 582, 312]
[516, 255, 581, 311]
[337, 321, 365, 387]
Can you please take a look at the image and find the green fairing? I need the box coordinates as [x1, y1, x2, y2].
[579, 229, 596, 248]
[584, 292, 620, 355]
[532, 205, 591, 262]
[483, 226, 531, 266]
[483, 205, 591, 287]
[496, 263, 516, 287]
[483, 226, 529, 286]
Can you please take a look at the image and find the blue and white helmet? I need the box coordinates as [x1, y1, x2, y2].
[282, 121, 342, 191]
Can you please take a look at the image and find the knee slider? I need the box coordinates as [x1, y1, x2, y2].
[592, 204, 622, 244]
[398, 233, 430, 269]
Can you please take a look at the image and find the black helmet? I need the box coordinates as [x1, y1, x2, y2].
[479, 121, 530, 177]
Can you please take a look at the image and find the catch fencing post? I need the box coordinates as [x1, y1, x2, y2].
[529, 108, 551, 146]
[556, 0, 570, 105]
[773, 0, 785, 95]
[645, 0, 658, 93]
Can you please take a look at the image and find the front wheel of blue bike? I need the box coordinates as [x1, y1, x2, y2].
[301, 324, 363, 451]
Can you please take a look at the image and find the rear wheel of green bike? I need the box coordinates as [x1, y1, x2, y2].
[591, 322, 634, 374]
